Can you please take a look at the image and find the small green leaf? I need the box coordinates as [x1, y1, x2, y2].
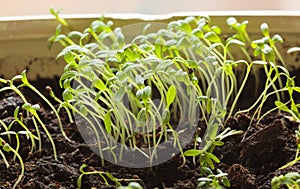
[206, 152, 220, 163]
[79, 105, 88, 116]
[104, 111, 112, 134]
[0, 138, 5, 146]
[275, 101, 290, 112]
[115, 86, 125, 102]
[94, 79, 107, 91]
[59, 71, 76, 87]
[22, 102, 32, 111]
[213, 140, 224, 146]
[197, 96, 209, 102]
[204, 31, 221, 43]
[211, 26, 221, 35]
[21, 70, 29, 85]
[252, 60, 268, 65]
[77, 174, 83, 189]
[31, 104, 40, 111]
[137, 108, 147, 124]
[261, 23, 269, 37]
[2, 143, 11, 152]
[0, 78, 7, 84]
[272, 34, 283, 43]
[135, 75, 144, 85]
[183, 149, 201, 157]
[162, 108, 170, 124]
[50, 8, 68, 27]
[292, 87, 300, 93]
[287, 47, 300, 54]
[18, 131, 32, 135]
[62, 88, 73, 101]
[226, 39, 245, 47]
[192, 28, 203, 38]
[208, 42, 223, 51]
[128, 182, 143, 189]
[13, 106, 20, 119]
[226, 17, 237, 27]
[143, 86, 152, 99]
[1, 131, 16, 135]
[166, 85, 176, 108]
[64, 51, 76, 64]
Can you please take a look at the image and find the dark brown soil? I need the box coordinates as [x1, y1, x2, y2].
[0, 79, 299, 189]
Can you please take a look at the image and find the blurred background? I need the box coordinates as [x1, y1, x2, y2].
[1, 0, 300, 17]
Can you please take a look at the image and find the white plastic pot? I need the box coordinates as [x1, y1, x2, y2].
[0, 11, 300, 80]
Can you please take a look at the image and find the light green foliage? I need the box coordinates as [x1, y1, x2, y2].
[50, 14, 248, 167]
[49, 10, 300, 187]
[197, 167, 230, 189]
[77, 164, 140, 189]
[0, 71, 62, 188]
[272, 172, 300, 189]
[117, 182, 143, 189]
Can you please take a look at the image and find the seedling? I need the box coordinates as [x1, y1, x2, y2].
[0, 71, 58, 160]
[271, 172, 300, 189]
[0, 137, 24, 189]
[197, 167, 230, 189]
[77, 164, 140, 189]
[0, 71, 63, 188]
[117, 182, 143, 189]
[184, 127, 242, 169]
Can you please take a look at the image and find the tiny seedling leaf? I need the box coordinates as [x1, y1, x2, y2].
[135, 75, 144, 85]
[288, 47, 300, 54]
[94, 79, 107, 91]
[115, 86, 125, 102]
[260, 23, 269, 37]
[197, 95, 209, 102]
[77, 175, 84, 189]
[204, 31, 221, 43]
[62, 88, 73, 101]
[32, 104, 41, 111]
[64, 51, 76, 64]
[104, 111, 112, 134]
[0, 78, 7, 84]
[128, 182, 143, 189]
[252, 60, 268, 65]
[275, 101, 290, 112]
[162, 108, 170, 124]
[192, 28, 203, 38]
[22, 102, 32, 111]
[2, 143, 11, 152]
[1, 131, 16, 135]
[226, 39, 245, 47]
[166, 85, 176, 108]
[183, 149, 201, 157]
[143, 86, 152, 99]
[206, 152, 220, 163]
[226, 17, 237, 27]
[21, 70, 29, 85]
[293, 87, 300, 94]
[272, 34, 283, 43]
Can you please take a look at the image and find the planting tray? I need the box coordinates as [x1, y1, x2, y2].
[0, 11, 300, 80]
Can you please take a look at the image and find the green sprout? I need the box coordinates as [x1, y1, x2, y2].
[0, 71, 63, 188]
[0, 71, 58, 160]
[117, 182, 143, 189]
[77, 164, 140, 189]
[197, 167, 230, 189]
[271, 172, 300, 189]
[49, 12, 300, 178]
[0, 137, 24, 189]
[184, 127, 242, 170]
